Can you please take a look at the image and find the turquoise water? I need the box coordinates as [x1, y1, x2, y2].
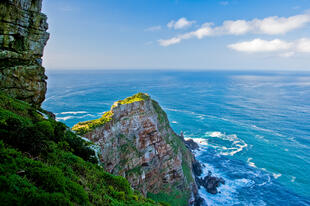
[43, 70, 310, 205]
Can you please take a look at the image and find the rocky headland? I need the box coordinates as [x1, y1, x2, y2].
[0, 0, 224, 205]
[73, 93, 201, 205]
[73, 93, 225, 205]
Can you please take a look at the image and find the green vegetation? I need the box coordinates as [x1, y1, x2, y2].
[182, 161, 193, 182]
[0, 92, 161, 206]
[152, 100, 168, 124]
[147, 187, 191, 206]
[72, 93, 150, 135]
[113, 93, 150, 107]
[72, 111, 113, 135]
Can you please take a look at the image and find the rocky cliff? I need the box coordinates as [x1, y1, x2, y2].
[73, 93, 199, 205]
[0, 0, 49, 106]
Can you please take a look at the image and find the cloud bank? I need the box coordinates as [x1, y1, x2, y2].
[159, 13, 310, 46]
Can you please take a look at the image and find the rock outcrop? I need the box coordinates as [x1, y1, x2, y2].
[73, 93, 199, 205]
[185, 138, 225, 196]
[0, 0, 49, 106]
[196, 171, 225, 195]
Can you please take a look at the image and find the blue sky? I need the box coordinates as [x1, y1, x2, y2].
[42, 0, 310, 70]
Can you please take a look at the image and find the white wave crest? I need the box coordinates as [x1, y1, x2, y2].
[186, 132, 247, 156]
[247, 157, 257, 168]
[206, 131, 248, 156]
[60, 111, 88, 115]
[272, 173, 282, 179]
[56, 116, 75, 121]
[56, 114, 95, 121]
[291, 176, 296, 182]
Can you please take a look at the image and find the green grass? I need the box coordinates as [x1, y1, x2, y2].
[147, 187, 191, 206]
[72, 111, 113, 135]
[151, 100, 168, 124]
[0, 92, 160, 206]
[112, 93, 150, 107]
[72, 93, 150, 135]
[182, 160, 193, 183]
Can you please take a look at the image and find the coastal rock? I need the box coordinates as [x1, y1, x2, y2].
[192, 159, 203, 177]
[0, 0, 49, 106]
[185, 139, 200, 151]
[196, 171, 225, 194]
[73, 93, 199, 204]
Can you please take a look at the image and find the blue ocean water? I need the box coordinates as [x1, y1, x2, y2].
[43, 70, 310, 206]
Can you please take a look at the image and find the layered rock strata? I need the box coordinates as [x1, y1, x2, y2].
[73, 93, 199, 204]
[0, 0, 49, 106]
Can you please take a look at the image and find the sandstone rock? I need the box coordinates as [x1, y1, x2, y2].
[73, 93, 199, 203]
[0, 0, 49, 106]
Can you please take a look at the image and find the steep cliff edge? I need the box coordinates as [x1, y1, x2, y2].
[73, 93, 199, 205]
[0, 0, 49, 106]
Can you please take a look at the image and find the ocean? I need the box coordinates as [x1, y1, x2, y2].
[43, 70, 310, 206]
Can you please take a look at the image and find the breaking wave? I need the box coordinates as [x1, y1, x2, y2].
[190, 131, 248, 156]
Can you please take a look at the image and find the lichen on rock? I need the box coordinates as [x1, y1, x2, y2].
[73, 93, 199, 205]
[0, 0, 49, 107]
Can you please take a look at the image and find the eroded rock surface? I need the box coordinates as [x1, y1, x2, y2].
[0, 0, 49, 106]
[73, 93, 199, 204]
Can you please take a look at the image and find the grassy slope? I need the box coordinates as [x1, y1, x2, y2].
[0, 92, 160, 206]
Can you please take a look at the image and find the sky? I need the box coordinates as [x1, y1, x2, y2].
[42, 0, 310, 70]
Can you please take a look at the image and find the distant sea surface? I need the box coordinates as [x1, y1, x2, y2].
[44, 70, 310, 206]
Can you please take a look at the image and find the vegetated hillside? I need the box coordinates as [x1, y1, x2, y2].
[0, 92, 161, 206]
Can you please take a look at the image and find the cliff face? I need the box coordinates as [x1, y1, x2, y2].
[0, 0, 49, 106]
[73, 93, 197, 205]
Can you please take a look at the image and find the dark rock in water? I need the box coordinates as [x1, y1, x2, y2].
[192, 159, 203, 177]
[185, 139, 200, 150]
[193, 193, 205, 206]
[196, 171, 225, 194]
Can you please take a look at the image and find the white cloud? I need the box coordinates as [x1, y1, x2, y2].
[158, 37, 181, 46]
[253, 14, 310, 35]
[228, 39, 292, 53]
[145, 25, 161, 32]
[158, 24, 213, 46]
[296, 38, 310, 52]
[167, 17, 195, 30]
[228, 38, 310, 57]
[159, 13, 310, 46]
